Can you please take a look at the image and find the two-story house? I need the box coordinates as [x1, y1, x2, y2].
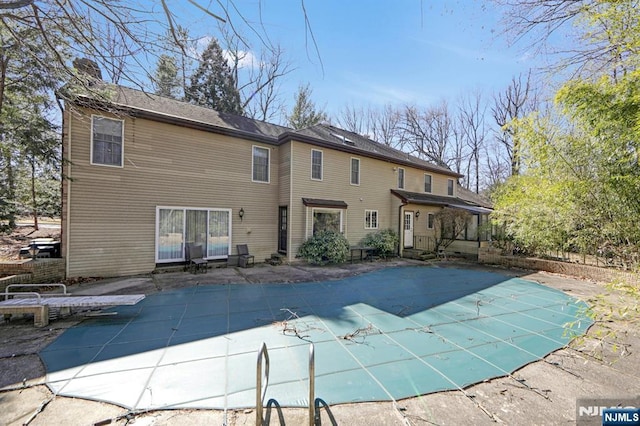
[61, 85, 491, 278]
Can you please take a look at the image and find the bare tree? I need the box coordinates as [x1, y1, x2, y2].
[401, 101, 454, 169]
[337, 104, 369, 135]
[491, 71, 539, 176]
[370, 104, 404, 149]
[242, 45, 293, 122]
[458, 90, 487, 193]
[494, 0, 587, 48]
[494, 0, 639, 79]
[0, 0, 316, 105]
[99, 22, 130, 84]
[433, 207, 472, 251]
[0, 2, 200, 95]
[450, 113, 468, 185]
[335, 103, 405, 149]
[218, 25, 293, 122]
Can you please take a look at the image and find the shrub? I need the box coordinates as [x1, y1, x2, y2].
[360, 229, 399, 258]
[297, 230, 350, 264]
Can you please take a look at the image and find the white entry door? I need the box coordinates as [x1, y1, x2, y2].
[403, 211, 414, 248]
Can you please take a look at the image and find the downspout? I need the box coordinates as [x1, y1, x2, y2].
[398, 201, 407, 257]
[64, 109, 72, 278]
[288, 143, 294, 263]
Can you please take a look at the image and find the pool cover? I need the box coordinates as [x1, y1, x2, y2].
[39, 266, 592, 410]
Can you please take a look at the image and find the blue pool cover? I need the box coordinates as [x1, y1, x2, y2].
[39, 266, 592, 410]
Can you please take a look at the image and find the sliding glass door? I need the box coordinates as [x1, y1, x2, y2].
[156, 207, 231, 262]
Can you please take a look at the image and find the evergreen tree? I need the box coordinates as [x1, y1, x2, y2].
[153, 55, 180, 99]
[158, 26, 194, 100]
[186, 38, 242, 114]
[0, 21, 59, 230]
[287, 83, 327, 129]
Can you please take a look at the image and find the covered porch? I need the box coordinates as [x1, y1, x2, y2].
[391, 189, 493, 259]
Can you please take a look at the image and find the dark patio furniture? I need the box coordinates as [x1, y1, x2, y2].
[185, 243, 207, 273]
[237, 244, 254, 268]
[19, 238, 61, 259]
[350, 246, 375, 263]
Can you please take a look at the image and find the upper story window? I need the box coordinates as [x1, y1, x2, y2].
[365, 210, 379, 229]
[252, 146, 270, 183]
[424, 174, 432, 193]
[311, 149, 323, 180]
[91, 116, 123, 167]
[350, 157, 360, 185]
[397, 167, 405, 189]
[447, 179, 455, 196]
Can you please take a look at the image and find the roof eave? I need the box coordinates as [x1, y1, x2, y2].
[71, 95, 279, 146]
[390, 189, 493, 212]
[279, 132, 462, 178]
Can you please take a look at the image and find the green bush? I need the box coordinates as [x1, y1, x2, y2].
[297, 230, 350, 264]
[361, 229, 399, 258]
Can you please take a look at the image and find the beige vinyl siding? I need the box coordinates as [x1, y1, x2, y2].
[404, 167, 456, 197]
[277, 142, 292, 259]
[289, 141, 399, 255]
[64, 107, 279, 277]
[278, 142, 291, 206]
[412, 206, 441, 239]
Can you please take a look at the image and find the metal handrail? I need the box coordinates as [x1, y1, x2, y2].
[308, 343, 315, 426]
[256, 342, 270, 426]
[1, 292, 42, 302]
[6, 283, 68, 294]
[255, 342, 316, 426]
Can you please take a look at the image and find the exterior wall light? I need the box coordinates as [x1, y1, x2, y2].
[415, 210, 420, 219]
[239, 207, 245, 222]
[29, 242, 40, 260]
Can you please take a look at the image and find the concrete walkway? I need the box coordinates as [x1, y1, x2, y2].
[1, 259, 639, 425]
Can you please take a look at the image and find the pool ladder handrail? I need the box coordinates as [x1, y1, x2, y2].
[308, 342, 316, 426]
[256, 342, 270, 426]
[256, 342, 316, 426]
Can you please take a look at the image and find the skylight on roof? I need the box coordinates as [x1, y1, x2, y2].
[331, 132, 355, 146]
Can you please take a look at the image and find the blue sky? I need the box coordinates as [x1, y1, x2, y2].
[175, 1, 549, 118]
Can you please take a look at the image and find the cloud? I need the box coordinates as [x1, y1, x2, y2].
[222, 49, 260, 69]
[362, 84, 419, 104]
[340, 73, 426, 106]
[192, 36, 260, 69]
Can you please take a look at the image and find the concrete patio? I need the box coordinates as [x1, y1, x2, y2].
[1, 259, 639, 425]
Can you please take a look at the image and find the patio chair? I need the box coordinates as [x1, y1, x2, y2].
[185, 243, 207, 273]
[237, 244, 255, 268]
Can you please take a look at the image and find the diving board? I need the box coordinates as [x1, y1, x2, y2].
[1, 286, 144, 327]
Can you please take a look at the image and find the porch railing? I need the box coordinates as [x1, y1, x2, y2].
[413, 235, 436, 252]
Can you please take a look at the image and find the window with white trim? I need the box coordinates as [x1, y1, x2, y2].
[91, 116, 123, 167]
[447, 178, 455, 196]
[424, 174, 432, 193]
[365, 210, 379, 229]
[156, 207, 231, 262]
[397, 167, 405, 189]
[252, 146, 270, 183]
[311, 149, 323, 180]
[427, 213, 434, 229]
[351, 157, 360, 185]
